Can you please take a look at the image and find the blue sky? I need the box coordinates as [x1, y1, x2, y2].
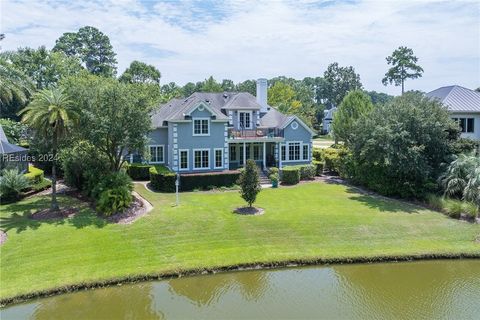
[1, 0, 479, 94]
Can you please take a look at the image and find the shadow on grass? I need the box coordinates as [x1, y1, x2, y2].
[0, 196, 106, 234]
[345, 187, 420, 214]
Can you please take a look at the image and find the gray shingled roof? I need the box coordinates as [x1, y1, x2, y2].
[151, 92, 261, 127]
[0, 125, 27, 154]
[258, 107, 292, 128]
[426, 85, 480, 112]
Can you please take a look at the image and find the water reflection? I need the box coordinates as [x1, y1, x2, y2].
[1, 260, 479, 320]
[168, 271, 269, 306]
[331, 261, 480, 319]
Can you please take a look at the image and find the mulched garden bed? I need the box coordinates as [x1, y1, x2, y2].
[106, 195, 150, 224]
[30, 207, 79, 220]
[234, 207, 264, 216]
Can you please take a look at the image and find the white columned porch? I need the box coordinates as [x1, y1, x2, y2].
[243, 141, 246, 166]
[278, 142, 282, 169]
[262, 142, 266, 171]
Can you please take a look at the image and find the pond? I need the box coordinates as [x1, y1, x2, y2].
[1, 260, 479, 319]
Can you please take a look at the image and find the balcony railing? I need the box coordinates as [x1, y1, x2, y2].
[228, 128, 284, 139]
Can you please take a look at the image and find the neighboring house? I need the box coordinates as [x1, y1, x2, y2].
[0, 125, 28, 172]
[426, 85, 480, 141]
[140, 79, 314, 173]
[322, 107, 337, 134]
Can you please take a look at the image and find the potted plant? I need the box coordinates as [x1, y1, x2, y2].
[270, 173, 279, 188]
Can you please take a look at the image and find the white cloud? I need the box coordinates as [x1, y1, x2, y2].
[1, 0, 479, 94]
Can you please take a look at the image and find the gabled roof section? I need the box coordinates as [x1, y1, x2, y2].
[258, 107, 291, 128]
[223, 92, 262, 110]
[282, 116, 316, 135]
[426, 85, 480, 112]
[0, 125, 27, 154]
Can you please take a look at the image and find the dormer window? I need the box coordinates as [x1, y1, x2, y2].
[239, 111, 252, 129]
[193, 118, 210, 136]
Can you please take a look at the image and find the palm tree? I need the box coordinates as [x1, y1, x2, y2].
[19, 88, 78, 211]
[0, 57, 34, 108]
[440, 152, 480, 206]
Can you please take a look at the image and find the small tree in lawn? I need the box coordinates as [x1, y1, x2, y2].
[238, 159, 262, 208]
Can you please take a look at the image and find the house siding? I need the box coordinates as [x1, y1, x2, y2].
[147, 127, 169, 165]
[450, 112, 480, 141]
[171, 108, 229, 173]
[281, 121, 312, 166]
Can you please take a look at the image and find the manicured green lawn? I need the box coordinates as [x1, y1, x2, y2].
[313, 136, 335, 148]
[1, 182, 479, 302]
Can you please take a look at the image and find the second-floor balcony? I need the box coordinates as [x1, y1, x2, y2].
[228, 128, 284, 140]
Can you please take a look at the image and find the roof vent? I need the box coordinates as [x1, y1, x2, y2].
[223, 92, 228, 98]
[205, 99, 210, 104]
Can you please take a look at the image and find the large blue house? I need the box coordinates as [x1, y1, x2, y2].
[142, 79, 314, 173]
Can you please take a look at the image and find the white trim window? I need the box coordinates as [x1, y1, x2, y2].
[281, 145, 286, 161]
[193, 118, 210, 136]
[452, 117, 475, 133]
[239, 111, 252, 129]
[288, 142, 301, 161]
[193, 149, 209, 169]
[214, 148, 223, 169]
[149, 145, 164, 163]
[230, 145, 237, 161]
[179, 149, 189, 171]
[302, 144, 309, 161]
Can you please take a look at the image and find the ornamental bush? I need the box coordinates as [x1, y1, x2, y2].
[0, 169, 30, 201]
[299, 164, 316, 180]
[149, 165, 176, 192]
[91, 171, 133, 200]
[126, 163, 151, 180]
[312, 147, 322, 161]
[24, 165, 44, 184]
[97, 186, 133, 216]
[281, 166, 300, 185]
[268, 167, 279, 176]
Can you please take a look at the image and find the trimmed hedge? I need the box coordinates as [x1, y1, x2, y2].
[126, 163, 151, 180]
[149, 165, 176, 192]
[299, 164, 316, 180]
[180, 171, 241, 191]
[24, 165, 44, 184]
[312, 147, 322, 161]
[312, 160, 324, 176]
[281, 167, 301, 185]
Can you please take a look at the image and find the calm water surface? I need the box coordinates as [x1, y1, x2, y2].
[1, 260, 479, 319]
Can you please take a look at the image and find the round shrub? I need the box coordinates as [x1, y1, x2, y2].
[268, 167, 279, 176]
[281, 166, 300, 185]
[312, 147, 322, 161]
[299, 165, 316, 180]
[149, 165, 176, 192]
[96, 186, 133, 216]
